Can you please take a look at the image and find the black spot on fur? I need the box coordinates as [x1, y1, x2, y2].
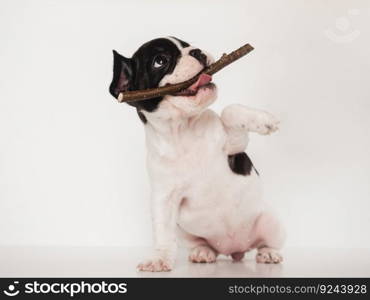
[136, 110, 147, 124]
[170, 36, 190, 48]
[228, 152, 258, 176]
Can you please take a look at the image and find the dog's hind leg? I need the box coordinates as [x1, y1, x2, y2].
[177, 227, 218, 263]
[249, 212, 285, 264]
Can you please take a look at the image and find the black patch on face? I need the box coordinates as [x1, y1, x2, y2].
[189, 48, 207, 67]
[109, 38, 183, 114]
[170, 36, 190, 48]
[228, 152, 258, 176]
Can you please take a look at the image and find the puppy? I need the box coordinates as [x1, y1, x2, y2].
[109, 37, 285, 272]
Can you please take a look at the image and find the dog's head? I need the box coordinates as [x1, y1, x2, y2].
[109, 37, 217, 122]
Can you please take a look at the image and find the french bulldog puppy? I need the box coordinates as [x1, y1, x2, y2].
[109, 37, 284, 272]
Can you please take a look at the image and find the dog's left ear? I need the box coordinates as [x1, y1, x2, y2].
[109, 50, 133, 99]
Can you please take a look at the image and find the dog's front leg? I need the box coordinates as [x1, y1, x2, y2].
[221, 104, 280, 154]
[137, 188, 180, 272]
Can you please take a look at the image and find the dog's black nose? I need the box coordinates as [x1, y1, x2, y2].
[189, 48, 207, 66]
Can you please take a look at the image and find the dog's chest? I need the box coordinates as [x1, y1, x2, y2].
[146, 111, 227, 176]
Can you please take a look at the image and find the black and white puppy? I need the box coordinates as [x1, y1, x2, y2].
[109, 37, 284, 272]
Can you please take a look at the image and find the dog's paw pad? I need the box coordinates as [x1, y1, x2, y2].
[256, 247, 283, 264]
[137, 257, 173, 272]
[189, 246, 217, 263]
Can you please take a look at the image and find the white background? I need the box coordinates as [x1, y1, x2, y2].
[1, 0, 369, 250]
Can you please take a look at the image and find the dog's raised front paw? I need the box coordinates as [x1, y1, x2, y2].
[189, 245, 217, 263]
[137, 257, 173, 272]
[256, 247, 283, 264]
[254, 112, 280, 135]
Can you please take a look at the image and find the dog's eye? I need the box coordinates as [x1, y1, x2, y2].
[153, 55, 168, 69]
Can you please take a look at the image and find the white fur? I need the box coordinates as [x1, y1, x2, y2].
[137, 40, 284, 272]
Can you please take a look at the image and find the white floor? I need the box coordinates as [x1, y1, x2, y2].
[0, 247, 369, 278]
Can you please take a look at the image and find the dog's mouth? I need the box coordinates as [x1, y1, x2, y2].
[173, 73, 215, 97]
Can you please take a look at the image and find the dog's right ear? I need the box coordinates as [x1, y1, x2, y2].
[109, 50, 133, 99]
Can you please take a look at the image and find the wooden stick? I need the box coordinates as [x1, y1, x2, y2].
[117, 43, 254, 103]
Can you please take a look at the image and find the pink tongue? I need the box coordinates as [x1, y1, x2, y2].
[188, 73, 212, 92]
